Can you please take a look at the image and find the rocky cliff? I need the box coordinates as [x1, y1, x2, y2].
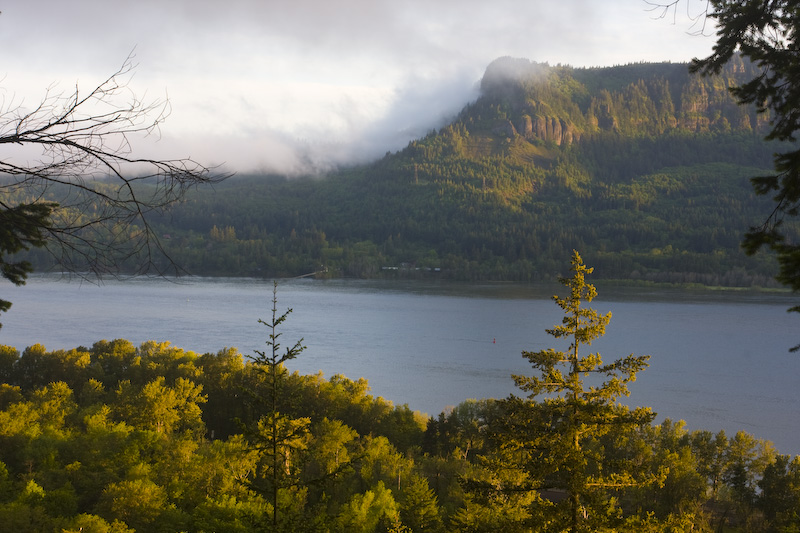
[472, 56, 768, 148]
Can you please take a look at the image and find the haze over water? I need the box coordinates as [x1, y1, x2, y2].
[1, 276, 798, 455]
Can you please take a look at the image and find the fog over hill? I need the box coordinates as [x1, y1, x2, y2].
[13, 57, 786, 286]
[0, 1, 715, 175]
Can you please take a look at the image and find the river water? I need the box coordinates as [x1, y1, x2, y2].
[1, 275, 798, 455]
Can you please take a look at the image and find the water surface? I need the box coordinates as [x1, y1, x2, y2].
[1, 276, 798, 455]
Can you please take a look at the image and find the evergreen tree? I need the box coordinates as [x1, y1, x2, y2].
[399, 474, 444, 532]
[244, 281, 311, 531]
[498, 250, 654, 532]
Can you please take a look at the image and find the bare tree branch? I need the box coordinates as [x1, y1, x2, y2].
[643, 0, 713, 36]
[0, 53, 229, 294]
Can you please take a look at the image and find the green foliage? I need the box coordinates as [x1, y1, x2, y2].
[337, 480, 400, 532]
[0, 336, 436, 532]
[0, 255, 796, 531]
[0, 334, 792, 532]
[0, 201, 57, 326]
[691, 1, 800, 344]
[113, 376, 206, 435]
[243, 281, 311, 530]
[496, 251, 654, 532]
[759, 455, 800, 531]
[9, 60, 789, 289]
[399, 473, 443, 532]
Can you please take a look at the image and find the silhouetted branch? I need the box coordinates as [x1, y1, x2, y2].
[0, 53, 229, 282]
[643, 0, 712, 35]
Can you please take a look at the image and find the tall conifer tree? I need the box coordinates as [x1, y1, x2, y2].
[499, 250, 655, 532]
[245, 281, 310, 531]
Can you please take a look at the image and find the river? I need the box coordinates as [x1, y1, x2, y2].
[1, 275, 798, 455]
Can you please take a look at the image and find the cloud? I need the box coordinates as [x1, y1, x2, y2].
[0, 0, 715, 175]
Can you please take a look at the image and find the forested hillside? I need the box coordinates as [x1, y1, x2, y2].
[15, 56, 793, 285]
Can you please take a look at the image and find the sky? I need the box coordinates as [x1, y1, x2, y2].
[0, 0, 716, 175]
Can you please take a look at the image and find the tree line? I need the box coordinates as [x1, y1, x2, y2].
[0, 260, 797, 532]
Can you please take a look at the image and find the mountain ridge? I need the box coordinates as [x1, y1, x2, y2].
[464, 55, 766, 149]
[16, 57, 791, 286]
